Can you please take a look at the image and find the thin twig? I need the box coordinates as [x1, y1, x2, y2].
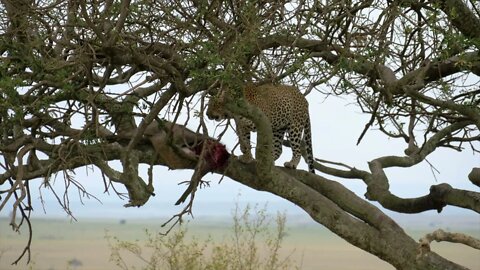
[357, 94, 382, 145]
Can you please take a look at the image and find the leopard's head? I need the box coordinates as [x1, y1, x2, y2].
[206, 91, 231, 121]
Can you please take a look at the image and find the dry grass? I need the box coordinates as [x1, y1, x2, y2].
[0, 217, 479, 270]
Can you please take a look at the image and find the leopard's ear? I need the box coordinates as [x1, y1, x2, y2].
[206, 80, 228, 99]
[217, 88, 226, 101]
[205, 79, 222, 96]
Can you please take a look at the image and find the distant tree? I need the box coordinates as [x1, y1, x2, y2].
[0, 0, 479, 269]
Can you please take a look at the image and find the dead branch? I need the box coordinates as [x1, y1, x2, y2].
[419, 229, 480, 252]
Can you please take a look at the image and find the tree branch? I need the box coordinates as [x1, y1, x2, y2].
[221, 159, 467, 270]
[437, 0, 480, 41]
[419, 229, 480, 252]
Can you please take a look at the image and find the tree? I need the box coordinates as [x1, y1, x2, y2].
[0, 0, 479, 269]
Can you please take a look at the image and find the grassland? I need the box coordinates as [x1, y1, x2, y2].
[0, 217, 479, 270]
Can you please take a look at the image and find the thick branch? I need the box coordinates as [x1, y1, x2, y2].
[220, 160, 467, 270]
[430, 184, 480, 213]
[224, 93, 274, 179]
[438, 0, 480, 40]
[468, 167, 480, 187]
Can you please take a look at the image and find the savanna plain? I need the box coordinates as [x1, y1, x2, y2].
[1, 214, 479, 270]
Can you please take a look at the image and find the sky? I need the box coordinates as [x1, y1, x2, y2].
[1, 89, 478, 224]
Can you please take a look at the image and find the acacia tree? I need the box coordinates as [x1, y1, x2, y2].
[0, 0, 479, 269]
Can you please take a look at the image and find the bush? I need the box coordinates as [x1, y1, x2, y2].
[107, 204, 300, 270]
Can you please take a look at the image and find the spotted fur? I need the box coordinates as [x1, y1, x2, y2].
[207, 84, 315, 173]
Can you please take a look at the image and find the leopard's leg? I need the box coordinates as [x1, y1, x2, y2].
[236, 119, 254, 163]
[273, 128, 286, 160]
[284, 126, 303, 169]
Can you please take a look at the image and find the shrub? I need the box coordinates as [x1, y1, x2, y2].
[107, 204, 300, 270]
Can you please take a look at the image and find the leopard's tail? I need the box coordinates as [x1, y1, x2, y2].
[304, 116, 315, 174]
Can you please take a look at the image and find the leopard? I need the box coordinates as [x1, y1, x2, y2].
[206, 83, 315, 173]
